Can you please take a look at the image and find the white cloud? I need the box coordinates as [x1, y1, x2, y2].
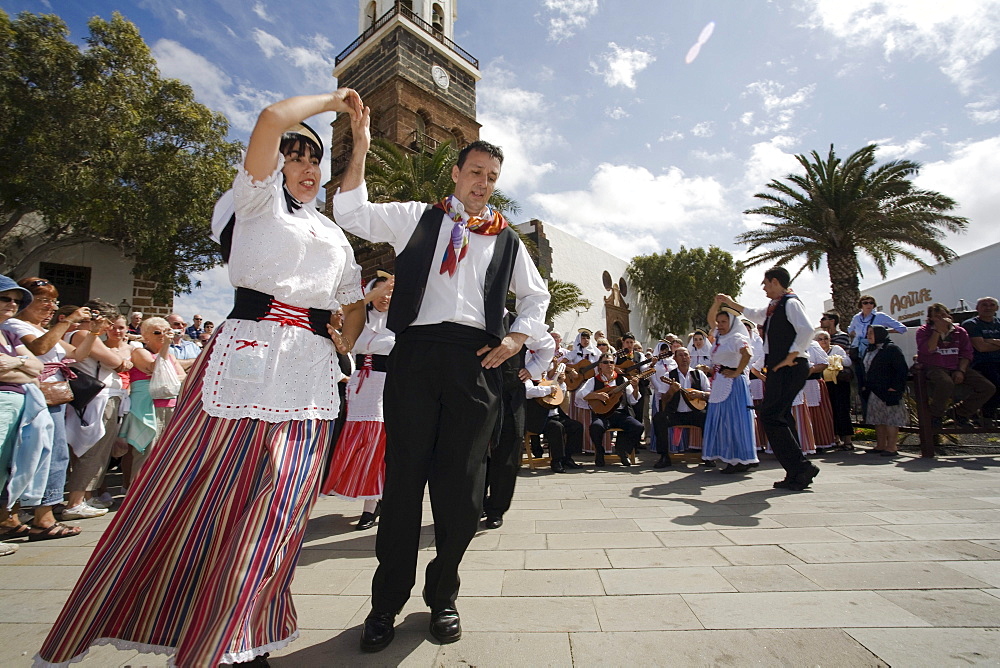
[692, 148, 736, 162]
[914, 135, 1000, 252]
[251, 29, 338, 89]
[658, 131, 684, 142]
[870, 131, 934, 160]
[690, 121, 714, 138]
[803, 0, 1000, 95]
[175, 8, 186, 21]
[173, 265, 233, 327]
[591, 42, 655, 89]
[966, 97, 1000, 124]
[477, 62, 558, 193]
[607, 106, 629, 119]
[739, 135, 800, 202]
[152, 39, 279, 132]
[742, 80, 816, 135]
[541, 0, 599, 41]
[529, 163, 728, 259]
[252, 2, 272, 22]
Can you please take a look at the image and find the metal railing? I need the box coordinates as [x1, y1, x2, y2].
[336, 1, 479, 69]
[407, 129, 439, 152]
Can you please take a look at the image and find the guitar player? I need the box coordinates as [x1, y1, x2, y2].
[651, 347, 711, 468]
[579, 354, 645, 467]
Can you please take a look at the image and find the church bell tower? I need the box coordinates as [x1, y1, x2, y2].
[324, 0, 481, 208]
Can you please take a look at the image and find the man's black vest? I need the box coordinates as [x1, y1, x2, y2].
[662, 367, 705, 413]
[763, 293, 800, 368]
[386, 205, 519, 341]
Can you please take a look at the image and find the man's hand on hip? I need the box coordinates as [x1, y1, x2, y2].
[478, 333, 528, 368]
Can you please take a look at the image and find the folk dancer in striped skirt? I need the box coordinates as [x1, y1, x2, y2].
[37, 90, 367, 667]
[321, 273, 395, 530]
[805, 338, 837, 449]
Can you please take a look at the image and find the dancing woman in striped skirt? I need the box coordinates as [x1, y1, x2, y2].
[36, 90, 367, 667]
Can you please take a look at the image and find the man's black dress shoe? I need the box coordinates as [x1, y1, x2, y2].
[551, 460, 566, 473]
[653, 454, 672, 468]
[618, 454, 632, 467]
[595, 454, 606, 467]
[429, 607, 462, 644]
[360, 610, 396, 652]
[484, 516, 503, 529]
[562, 457, 582, 469]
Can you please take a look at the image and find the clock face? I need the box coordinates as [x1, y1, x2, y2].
[432, 65, 450, 90]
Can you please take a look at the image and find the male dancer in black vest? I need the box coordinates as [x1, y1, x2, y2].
[334, 100, 550, 651]
[716, 267, 819, 491]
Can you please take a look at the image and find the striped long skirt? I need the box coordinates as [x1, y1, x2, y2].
[809, 381, 837, 449]
[37, 339, 332, 667]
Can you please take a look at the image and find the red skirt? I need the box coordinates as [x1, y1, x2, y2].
[321, 420, 385, 499]
[810, 381, 837, 448]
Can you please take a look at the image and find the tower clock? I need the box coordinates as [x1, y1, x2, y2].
[324, 0, 481, 209]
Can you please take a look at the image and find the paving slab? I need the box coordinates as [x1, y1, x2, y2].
[682, 590, 931, 628]
[715, 565, 823, 592]
[569, 629, 887, 666]
[876, 589, 1000, 626]
[845, 627, 1000, 667]
[793, 561, 992, 590]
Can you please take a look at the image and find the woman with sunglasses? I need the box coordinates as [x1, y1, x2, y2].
[0, 275, 46, 555]
[1, 278, 105, 539]
[117, 317, 185, 489]
[847, 295, 907, 362]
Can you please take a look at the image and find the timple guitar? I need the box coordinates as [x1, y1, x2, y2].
[586, 368, 656, 415]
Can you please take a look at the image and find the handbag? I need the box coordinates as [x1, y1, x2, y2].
[68, 367, 106, 421]
[40, 380, 74, 407]
[149, 345, 182, 400]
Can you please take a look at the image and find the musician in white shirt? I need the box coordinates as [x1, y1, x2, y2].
[651, 348, 710, 467]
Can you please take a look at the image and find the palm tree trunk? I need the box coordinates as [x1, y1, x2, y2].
[827, 248, 860, 326]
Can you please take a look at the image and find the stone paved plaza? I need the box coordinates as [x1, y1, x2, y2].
[4, 449, 1000, 666]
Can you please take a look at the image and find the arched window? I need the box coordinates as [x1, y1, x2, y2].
[432, 3, 445, 33]
[450, 127, 465, 148]
[366, 1, 377, 27]
[415, 109, 431, 136]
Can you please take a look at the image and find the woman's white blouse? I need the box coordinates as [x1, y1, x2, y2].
[202, 158, 364, 423]
[709, 330, 750, 369]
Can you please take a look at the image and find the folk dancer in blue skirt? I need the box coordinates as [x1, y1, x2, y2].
[702, 302, 757, 473]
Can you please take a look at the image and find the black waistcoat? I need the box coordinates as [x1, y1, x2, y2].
[386, 205, 520, 341]
[662, 367, 705, 413]
[763, 294, 800, 368]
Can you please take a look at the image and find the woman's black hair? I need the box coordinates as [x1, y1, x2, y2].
[366, 275, 390, 313]
[279, 134, 323, 162]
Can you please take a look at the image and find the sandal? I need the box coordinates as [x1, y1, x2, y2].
[0, 523, 31, 541]
[28, 522, 82, 541]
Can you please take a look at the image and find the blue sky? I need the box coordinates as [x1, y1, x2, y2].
[6, 0, 1000, 326]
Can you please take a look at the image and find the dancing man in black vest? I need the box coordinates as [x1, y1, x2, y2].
[334, 101, 550, 651]
[651, 347, 710, 468]
[716, 266, 819, 491]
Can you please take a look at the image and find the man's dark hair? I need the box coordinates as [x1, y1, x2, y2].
[621, 332, 635, 342]
[764, 266, 791, 288]
[457, 140, 504, 169]
[822, 311, 840, 326]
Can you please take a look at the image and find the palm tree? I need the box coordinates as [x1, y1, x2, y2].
[545, 279, 591, 326]
[737, 144, 968, 322]
[366, 138, 520, 216]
